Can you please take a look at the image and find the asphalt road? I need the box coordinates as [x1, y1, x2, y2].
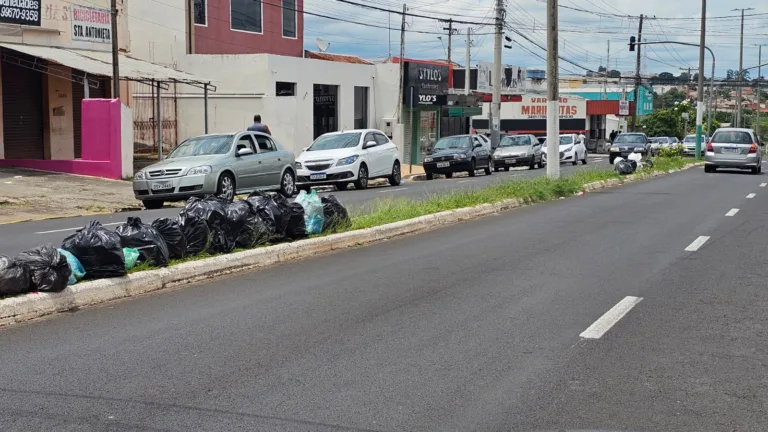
[1, 164, 767, 431]
[0, 158, 603, 257]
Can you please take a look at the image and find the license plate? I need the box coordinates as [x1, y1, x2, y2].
[310, 173, 327, 180]
[436, 162, 450, 168]
[151, 181, 172, 191]
[621, 152, 630, 157]
[723, 147, 739, 154]
[506, 159, 516, 164]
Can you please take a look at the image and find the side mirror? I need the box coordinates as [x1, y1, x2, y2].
[363, 141, 377, 149]
[237, 148, 254, 157]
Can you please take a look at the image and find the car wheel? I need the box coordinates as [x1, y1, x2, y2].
[388, 161, 402, 186]
[484, 160, 493, 175]
[354, 164, 369, 189]
[279, 170, 296, 197]
[468, 159, 477, 177]
[445, 172, 453, 179]
[426, 172, 434, 180]
[494, 166, 500, 172]
[572, 158, 578, 166]
[336, 182, 349, 191]
[142, 200, 164, 210]
[609, 157, 615, 165]
[504, 166, 510, 171]
[216, 173, 235, 201]
[751, 166, 759, 175]
[529, 157, 536, 170]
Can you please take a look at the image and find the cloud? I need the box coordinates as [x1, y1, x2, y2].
[302, 0, 768, 77]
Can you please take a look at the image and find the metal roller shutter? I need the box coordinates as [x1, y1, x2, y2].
[72, 73, 109, 159]
[2, 57, 44, 159]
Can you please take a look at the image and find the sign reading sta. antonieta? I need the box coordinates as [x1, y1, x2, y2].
[0, 0, 41, 27]
[72, 5, 111, 44]
[403, 61, 449, 106]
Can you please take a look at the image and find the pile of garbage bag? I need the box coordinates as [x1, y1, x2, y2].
[0, 192, 350, 298]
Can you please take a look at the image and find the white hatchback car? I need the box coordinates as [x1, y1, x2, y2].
[295, 129, 402, 191]
[541, 133, 588, 165]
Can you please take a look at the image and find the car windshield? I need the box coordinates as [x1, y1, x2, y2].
[560, 136, 574, 145]
[433, 136, 470, 150]
[499, 136, 529, 147]
[168, 135, 233, 158]
[308, 133, 361, 151]
[614, 134, 646, 144]
[712, 131, 753, 144]
[683, 135, 697, 143]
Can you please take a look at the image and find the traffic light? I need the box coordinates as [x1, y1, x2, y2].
[629, 36, 636, 52]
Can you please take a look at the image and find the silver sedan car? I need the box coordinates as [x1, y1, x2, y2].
[133, 132, 297, 209]
[704, 128, 763, 174]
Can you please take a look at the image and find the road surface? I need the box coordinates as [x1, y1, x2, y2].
[2, 164, 764, 431]
[0, 159, 602, 257]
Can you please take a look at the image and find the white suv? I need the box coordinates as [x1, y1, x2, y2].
[295, 129, 401, 191]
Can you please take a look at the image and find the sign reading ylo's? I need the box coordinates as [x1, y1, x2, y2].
[0, 0, 41, 27]
[72, 5, 111, 44]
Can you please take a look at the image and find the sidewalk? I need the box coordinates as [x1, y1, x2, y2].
[0, 168, 144, 224]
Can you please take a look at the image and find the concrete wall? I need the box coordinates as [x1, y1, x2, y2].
[43, 65, 75, 160]
[121, 104, 134, 178]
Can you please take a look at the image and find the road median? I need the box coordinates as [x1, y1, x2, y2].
[0, 157, 701, 327]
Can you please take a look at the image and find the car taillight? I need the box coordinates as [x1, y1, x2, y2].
[749, 143, 758, 154]
[707, 141, 713, 152]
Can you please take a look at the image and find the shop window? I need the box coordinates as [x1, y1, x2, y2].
[354, 86, 368, 129]
[276, 82, 296, 96]
[194, 0, 207, 25]
[282, 0, 296, 38]
[313, 84, 338, 139]
[231, 0, 262, 33]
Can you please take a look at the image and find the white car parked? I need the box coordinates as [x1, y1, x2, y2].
[541, 133, 588, 165]
[295, 129, 401, 191]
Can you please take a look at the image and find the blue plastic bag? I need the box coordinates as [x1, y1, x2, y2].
[295, 190, 324, 235]
[57, 248, 85, 285]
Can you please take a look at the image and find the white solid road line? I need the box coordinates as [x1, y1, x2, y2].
[726, 208, 740, 217]
[747, 193, 756, 199]
[685, 235, 711, 252]
[760, 183, 767, 187]
[580, 296, 643, 339]
[35, 222, 122, 235]
[457, 180, 477, 183]
[378, 187, 407, 193]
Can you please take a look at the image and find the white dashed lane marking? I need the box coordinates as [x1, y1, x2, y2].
[35, 222, 121, 235]
[726, 208, 739, 217]
[760, 183, 766, 187]
[685, 236, 710, 252]
[580, 296, 644, 339]
[747, 193, 756, 199]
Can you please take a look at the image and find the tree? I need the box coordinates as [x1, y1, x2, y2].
[678, 72, 691, 84]
[660, 88, 688, 108]
[608, 70, 621, 78]
[726, 69, 736, 81]
[598, 65, 607, 73]
[717, 87, 732, 100]
[658, 72, 674, 80]
[640, 109, 681, 137]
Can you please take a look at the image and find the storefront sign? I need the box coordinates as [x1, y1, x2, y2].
[477, 61, 492, 93]
[72, 5, 111, 44]
[516, 96, 586, 119]
[313, 95, 336, 105]
[0, 0, 41, 26]
[474, 63, 528, 94]
[618, 100, 629, 116]
[403, 61, 449, 106]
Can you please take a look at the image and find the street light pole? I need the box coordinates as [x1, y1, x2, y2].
[695, 0, 706, 158]
[733, 8, 754, 127]
[758, 45, 763, 142]
[546, 0, 560, 179]
[491, 0, 503, 150]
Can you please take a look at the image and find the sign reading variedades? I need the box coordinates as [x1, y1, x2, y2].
[403, 61, 449, 106]
[0, 0, 41, 27]
[72, 5, 111, 44]
[517, 96, 586, 119]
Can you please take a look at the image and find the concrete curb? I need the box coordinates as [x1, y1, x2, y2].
[0, 162, 703, 327]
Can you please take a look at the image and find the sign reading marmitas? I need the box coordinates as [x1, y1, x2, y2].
[517, 96, 586, 119]
[71, 5, 111, 44]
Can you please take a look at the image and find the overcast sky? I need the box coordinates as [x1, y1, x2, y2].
[302, 0, 768, 78]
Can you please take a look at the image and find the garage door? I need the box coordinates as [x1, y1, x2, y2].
[2, 57, 44, 159]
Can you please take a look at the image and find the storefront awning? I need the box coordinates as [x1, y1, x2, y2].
[0, 43, 214, 88]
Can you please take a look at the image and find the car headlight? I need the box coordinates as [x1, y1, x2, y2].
[610, 147, 619, 152]
[134, 171, 146, 180]
[454, 154, 468, 159]
[336, 155, 359, 166]
[634, 147, 645, 152]
[424, 157, 434, 163]
[295, 161, 303, 169]
[187, 165, 212, 176]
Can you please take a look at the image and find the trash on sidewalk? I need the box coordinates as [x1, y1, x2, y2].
[182, 196, 235, 254]
[116, 217, 170, 267]
[295, 190, 324, 235]
[321, 195, 351, 232]
[246, 192, 289, 240]
[16, 245, 71, 293]
[123, 248, 140, 270]
[286, 202, 307, 240]
[613, 157, 636, 175]
[0, 256, 31, 296]
[226, 200, 271, 248]
[62, 221, 127, 279]
[177, 212, 211, 256]
[151, 218, 187, 259]
[58, 249, 86, 285]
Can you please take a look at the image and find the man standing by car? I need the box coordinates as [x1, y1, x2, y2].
[247, 114, 272, 135]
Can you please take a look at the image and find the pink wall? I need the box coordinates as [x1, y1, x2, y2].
[0, 99, 124, 179]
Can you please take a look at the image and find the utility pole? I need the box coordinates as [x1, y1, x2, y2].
[465, 27, 471, 96]
[631, 14, 643, 131]
[546, 0, 560, 179]
[491, 0, 503, 150]
[758, 45, 763, 142]
[734, 7, 753, 128]
[396, 3, 406, 124]
[442, 18, 453, 65]
[604, 40, 610, 100]
[695, 0, 706, 158]
[110, 0, 120, 98]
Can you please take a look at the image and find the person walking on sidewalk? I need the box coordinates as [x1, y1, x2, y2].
[247, 114, 272, 135]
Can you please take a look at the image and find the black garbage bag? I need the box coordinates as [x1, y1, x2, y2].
[151, 218, 187, 259]
[16, 245, 70, 293]
[321, 195, 351, 232]
[615, 159, 635, 175]
[644, 158, 655, 168]
[183, 196, 236, 254]
[62, 220, 126, 279]
[245, 192, 288, 239]
[177, 212, 211, 256]
[116, 217, 170, 267]
[0, 256, 31, 296]
[225, 200, 271, 248]
[286, 202, 307, 240]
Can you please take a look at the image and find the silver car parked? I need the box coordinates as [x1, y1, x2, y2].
[704, 128, 763, 174]
[133, 132, 297, 209]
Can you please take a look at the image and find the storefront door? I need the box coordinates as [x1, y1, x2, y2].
[313, 84, 338, 140]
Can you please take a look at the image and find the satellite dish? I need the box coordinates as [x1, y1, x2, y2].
[315, 38, 330, 53]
